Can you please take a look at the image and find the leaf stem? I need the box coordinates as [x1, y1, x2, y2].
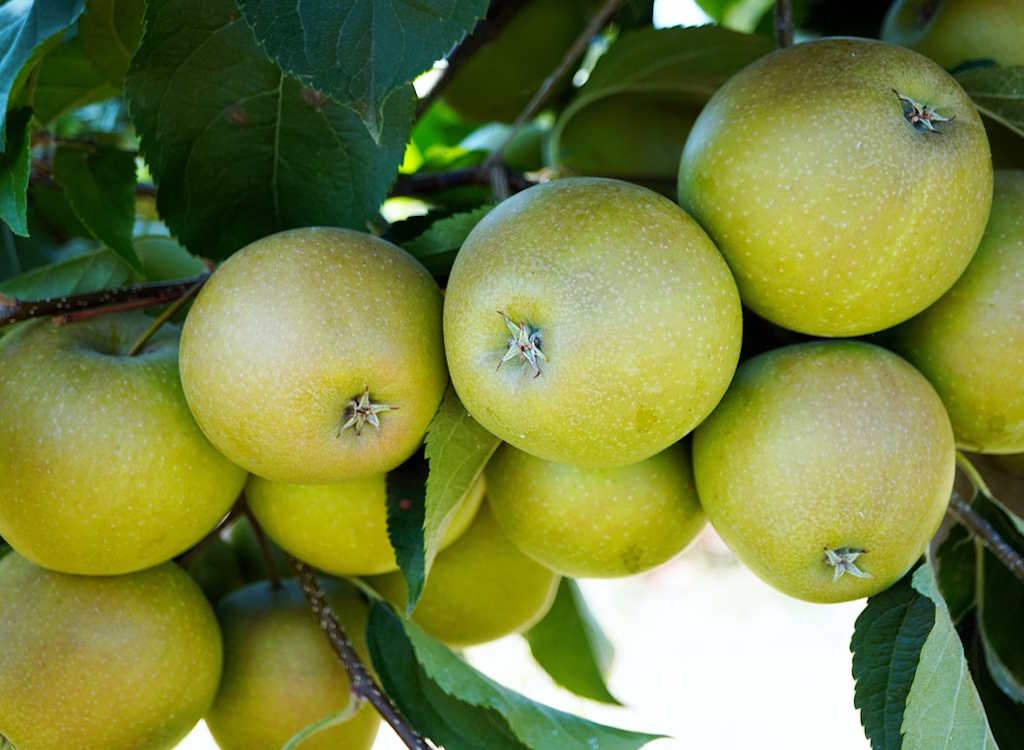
[282, 693, 363, 750]
[948, 492, 1024, 584]
[287, 557, 432, 750]
[126, 279, 203, 355]
[774, 0, 794, 48]
[243, 502, 282, 590]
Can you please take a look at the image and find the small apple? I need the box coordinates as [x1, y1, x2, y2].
[0, 313, 246, 575]
[692, 341, 955, 603]
[882, 0, 1024, 68]
[179, 227, 448, 483]
[486, 441, 705, 577]
[206, 579, 380, 750]
[679, 38, 992, 336]
[0, 553, 222, 749]
[444, 177, 742, 468]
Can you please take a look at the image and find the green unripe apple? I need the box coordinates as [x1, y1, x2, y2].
[206, 580, 380, 750]
[692, 341, 955, 603]
[679, 38, 992, 337]
[892, 170, 1024, 454]
[226, 515, 290, 583]
[549, 93, 699, 187]
[0, 554, 222, 749]
[0, 313, 246, 575]
[882, 0, 1024, 68]
[179, 227, 448, 484]
[371, 503, 559, 647]
[185, 537, 245, 603]
[486, 441, 705, 577]
[443, 0, 587, 123]
[246, 474, 485, 575]
[444, 177, 742, 468]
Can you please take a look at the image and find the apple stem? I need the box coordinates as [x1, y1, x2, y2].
[774, 0, 794, 47]
[948, 492, 1024, 584]
[243, 503, 282, 591]
[175, 496, 246, 568]
[126, 279, 204, 356]
[288, 557, 433, 750]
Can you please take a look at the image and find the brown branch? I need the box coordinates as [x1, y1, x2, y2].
[774, 0, 794, 48]
[288, 557, 432, 750]
[0, 274, 210, 328]
[175, 497, 245, 568]
[948, 492, 1024, 584]
[390, 164, 536, 197]
[243, 502, 282, 590]
[416, 0, 535, 117]
[481, 0, 627, 172]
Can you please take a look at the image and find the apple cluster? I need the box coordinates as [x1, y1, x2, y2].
[0, 32, 1021, 750]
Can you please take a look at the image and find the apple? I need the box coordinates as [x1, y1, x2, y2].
[0, 553, 222, 749]
[444, 177, 742, 468]
[371, 503, 560, 647]
[206, 579, 380, 750]
[0, 313, 246, 575]
[692, 341, 955, 603]
[679, 38, 992, 336]
[179, 227, 448, 483]
[892, 170, 1024, 454]
[225, 515, 290, 584]
[245, 474, 484, 575]
[882, 0, 1024, 68]
[486, 441, 705, 577]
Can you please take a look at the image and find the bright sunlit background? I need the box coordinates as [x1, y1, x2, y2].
[178, 1, 870, 748]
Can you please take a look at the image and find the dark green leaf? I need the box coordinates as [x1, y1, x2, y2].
[973, 636, 1024, 750]
[132, 235, 207, 280]
[126, 0, 414, 260]
[386, 452, 429, 611]
[367, 601, 661, 750]
[524, 579, 620, 705]
[0, 0, 87, 147]
[958, 65, 1024, 138]
[0, 108, 32, 236]
[933, 523, 977, 624]
[52, 145, 138, 268]
[32, 36, 120, 125]
[0, 246, 132, 299]
[78, 0, 144, 85]
[403, 205, 492, 276]
[235, 0, 489, 139]
[851, 567, 936, 750]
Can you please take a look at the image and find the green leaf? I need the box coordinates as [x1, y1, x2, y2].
[126, 0, 414, 260]
[235, 0, 489, 139]
[901, 563, 999, 750]
[366, 600, 661, 750]
[524, 579, 621, 705]
[695, 0, 774, 31]
[78, 0, 144, 86]
[0, 0, 87, 148]
[933, 523, 977, 624]
[52, 144, 138, 268]
[132, 235, 207, 280]
[403, 205, 493, 276]
[851, 568, 936, 750]
[0, 108, 32, 237]
[958, 66, 1024, 138]
[973, 638, 1024, 750]
[32, 36, 120, 125]
[386, 452, 429, 611]
[0, 246, 132, 299]
[549, 26, 773, 171]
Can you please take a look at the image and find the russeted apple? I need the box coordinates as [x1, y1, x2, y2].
[245, 474, 484, 575]
[486, 441, 705, 578]
[206, 580, 380, 750]
[883, 0, 1024, 68]
[0, 554, 222, 750]
[371, 504, 560, 647]
[179, 227, 448, 484]
[444, 177, 742, 468]
[893, 170, 1024, 454]
[0, 313, 246, 575]
[679, 38, 992, 337]
[693, 341, 955, 603]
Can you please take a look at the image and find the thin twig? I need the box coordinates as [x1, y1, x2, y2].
[243, 503, 282, 590]
[774, 0, 794, 48]
[390, 164, 536, 197]
[0, 274, 210, 328]
[127, 279, 203, 355]
[948, 492, 1024, 584]
[481, 0, 627, 172]
[415, 0, 535, 117]
[175, 497, 245, 568]
[288, 557, 432, 750]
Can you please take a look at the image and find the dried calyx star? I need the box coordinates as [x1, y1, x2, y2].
[496, 311, 546, 378]
[823, 547, 871, 582]
[893, 90, 954, 133]
[339, 388, 397, 436]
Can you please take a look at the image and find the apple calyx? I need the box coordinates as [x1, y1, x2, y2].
[339, 388, 397, 437]
[892, 90, 953, 133]
[824, 547, 871, 582]
[496, 311, 546, 378]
